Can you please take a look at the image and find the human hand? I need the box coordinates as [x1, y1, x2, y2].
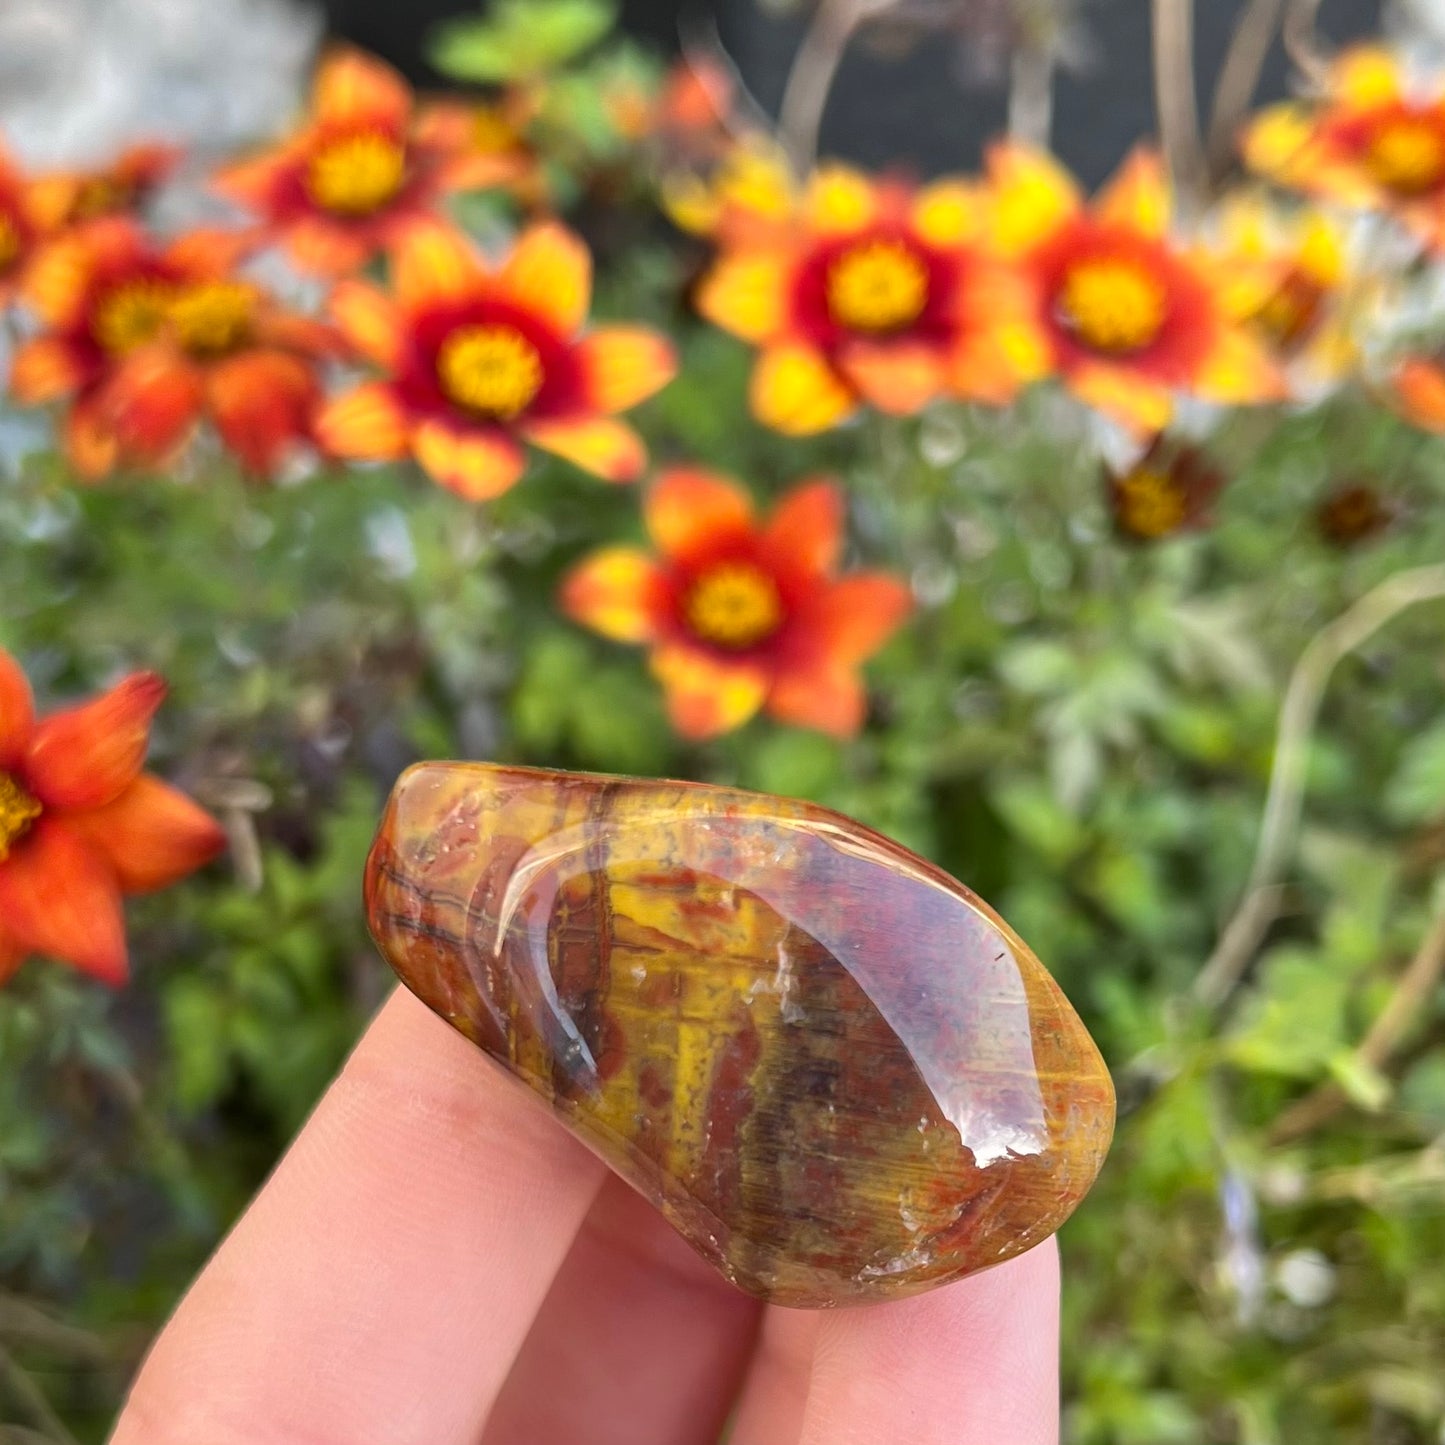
[111, 988, 1061, 1444]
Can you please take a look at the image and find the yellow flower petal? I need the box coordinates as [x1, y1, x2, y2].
[804, 165, 876, 234]
[1332, 44, 1404, 109]
[986, 142, 1081, 256]
[1068, 362, 1174, 434]
[1095, 149, 1171, 237]
[316, 383, 410, 460]
[911, 178, 985, 247]
[749, 344, 855, 435]
[695, 251, 791, 342]
[558, 546, 663, 643]
[650, 643, 768, 739]
[1194, 327, 1286, 405]
[329, 280, 403, 368]
[498, 222, 592, 336]
[390, 219, 484, 314]
[413, 419, 527, 500]
[576, 326, 677, 412]
[836, 340, 944, 415]
[523, 416, 645, 482]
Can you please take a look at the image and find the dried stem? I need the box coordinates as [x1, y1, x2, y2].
[777, 0, 893, 174]
[1195, 563, 1445, 1010]
[1269, 906, 1445, 1146]
[677, 11, 776, 142]
[1009, 42, 1055, 148]
[1150, 0, 1207, 206]
[1206, 0, 1287, 181]
[1283, 0, 1330, 87]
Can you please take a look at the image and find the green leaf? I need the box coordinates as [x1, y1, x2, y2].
[430, 0, 616, 82]
[1385, 720, 1445, 825]
[1226, 945, 1353, 1079]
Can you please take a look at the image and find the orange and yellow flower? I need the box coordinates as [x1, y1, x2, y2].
[1211, 195, 1367, 391]
[560, 468, 913, 739]
[695, 164, 1042, 433]
[1244, 46, 1445, 252]
[214, 48, 512, 276]
[986, 144, 1282, 432]
[0, 649, 224, 986]
[316, 219, 676, 499]
[0, 140, 67, 305]
[37, 142, 180, 230]
[10, 218, 340, 479]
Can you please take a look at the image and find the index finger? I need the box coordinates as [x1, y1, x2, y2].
[111, 987, 606, 1445]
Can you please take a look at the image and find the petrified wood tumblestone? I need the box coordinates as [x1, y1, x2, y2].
[365, 763, 1115, 1307]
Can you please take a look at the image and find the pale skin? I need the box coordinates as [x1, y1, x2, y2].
[110, 988, 1062, 1445]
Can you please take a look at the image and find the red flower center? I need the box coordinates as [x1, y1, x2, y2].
[0, 772, 41, 862]
[437, 324, 544, 419]
[1365, 114, 1445, 196]
[825, 239, 929, 334]
[170, 280, 256, 357]
[1056, 256, 1168, 354]
[94, 280, 174, 354]
[684, 563, 783, 650]
[306, 132, 408, 216]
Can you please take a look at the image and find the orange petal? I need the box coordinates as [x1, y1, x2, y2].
[986, 141, 1081, 256]
[103, 348, 205, 464]
[765, 664, 867, 738]
[329, 279, 404, 367]
[836, 339, 944, 415]
[0, 817, 128, 984]
[497, 222, 592, 336]
[575, 326, 677, 413]
[645, 466, 754, 560]
[283, 217, 376, 277]
[9, 337, 87, 404]
[694, 251, 791, 342]
[312, 47, 412, 128]
[64, 774, 225, 894]
[523, 416, 645, 483]
[1094, 148, 1171, 237]
[761, 478, 844, 576]
[1067, 361, 1174, 434]
[1394, 356, 1445, 432]
[558, 547, 666, 643]
[212, 150, 293, 212]
[207, 350, 320, 476]
[750, 344, 856, 435]
[25, 671, 166, 811]
[810, 573, 914, 662]
[165, 226, 254, 278]
[21, 226, 115, 327]
[390, 217, 485, 314]
[649, 643, 768, 740]
[413, 419, 527, 501]
[315, 383, 410, 460]
[0, 648, 35, 770]
[947, 319, 1051, 403]
[64, 396, 119, 481]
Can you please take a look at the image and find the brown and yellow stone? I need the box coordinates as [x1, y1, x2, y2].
[365, 763, 1115, 1308]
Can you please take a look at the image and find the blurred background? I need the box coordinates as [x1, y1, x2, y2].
[2, 0, 1445, 1442]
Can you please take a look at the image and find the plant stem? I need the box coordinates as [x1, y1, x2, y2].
[1150, 0, 1207, 207]
[0, 1347, 78, 1445]
[1283, 0, 1330, 86]
[1195, 563, 1445, 1010]
[1269, 905, 1445, 1145]
[1008, 42, 1054, 148]
[777, 0, 892, 174]
[1205, 0, 1287, 182]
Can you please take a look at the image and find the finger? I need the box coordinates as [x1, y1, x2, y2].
[726, 1307, 821, 1445]
[732, 1240, 1060, 1445]
[482, 1174, 762, 1445]
[111, 988, 607, 1445]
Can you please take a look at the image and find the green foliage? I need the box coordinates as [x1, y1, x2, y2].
[430, 0, 616, 83]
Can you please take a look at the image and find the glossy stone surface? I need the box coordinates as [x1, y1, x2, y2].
[365, 763, 1115, 1307]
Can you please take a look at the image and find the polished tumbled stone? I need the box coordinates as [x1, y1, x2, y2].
[365, 762, 1115, 1307]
